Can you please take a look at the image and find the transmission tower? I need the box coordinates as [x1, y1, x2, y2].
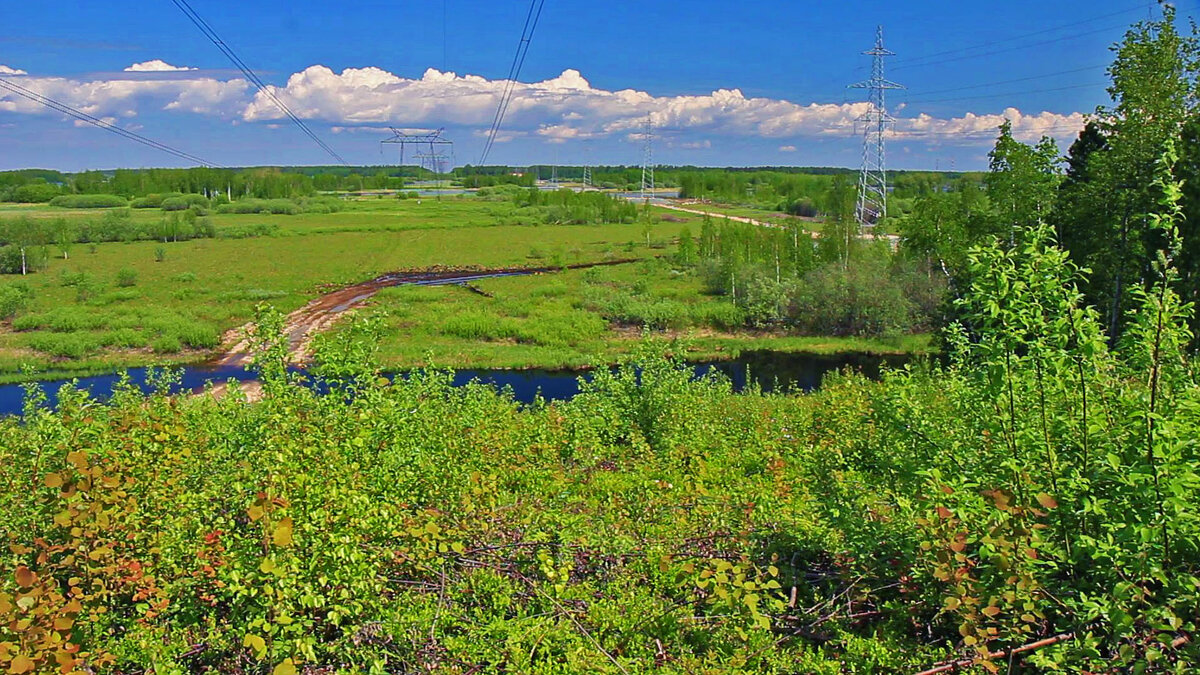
[582, 140, 594, 190]
[640, 115, 655, 204]
[381, 127, 454, 179]
[849, 26, 903, 227]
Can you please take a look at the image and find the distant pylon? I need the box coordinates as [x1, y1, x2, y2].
[582, 139, 594, 189]
[640, 115, 655, 204]
[849, 26, 903, 227]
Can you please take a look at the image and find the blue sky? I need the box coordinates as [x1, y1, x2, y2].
[0, 1, 1193, 171]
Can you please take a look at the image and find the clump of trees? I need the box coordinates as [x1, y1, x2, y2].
[898, 7, 1200, 347]
[0, 166, 416, 204]
[675, 174, 944, 337]
[0, 211, 222, 275]
[506, 187, 639, 225]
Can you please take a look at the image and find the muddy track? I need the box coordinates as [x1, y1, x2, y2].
[214, 259, 643, 368]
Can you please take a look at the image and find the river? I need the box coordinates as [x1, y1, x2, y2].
[0, 350, 905, 417]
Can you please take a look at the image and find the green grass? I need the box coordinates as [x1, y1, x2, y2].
[348, 258, 932, 371]
[0, 198, 924, 379]
[0, 199, 689, 377]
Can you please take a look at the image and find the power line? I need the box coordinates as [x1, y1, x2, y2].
[169, 0, 349, 166]
[0, 76, 220, 167]
[789, 6, 1137, 110]
[890, 3, 1146, 69]
[902, 63, 1108, 98]
[479, 0, 547, 165]
[902, 81, 1108, 105]
[890, 123, 1086, 139]
[893, 20, 1137, 73]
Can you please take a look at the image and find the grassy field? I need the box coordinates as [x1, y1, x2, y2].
[0, 197, 698, 380]
[350, 258, 930, 371]
[0, 196, 930, 381]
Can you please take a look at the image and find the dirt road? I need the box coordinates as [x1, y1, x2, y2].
[647, 200, 900, 247]
[214, 260, 642, 368]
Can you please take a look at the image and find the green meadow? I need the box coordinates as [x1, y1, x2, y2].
[352, 258, 930, 371]
[0, 197, 696, 379]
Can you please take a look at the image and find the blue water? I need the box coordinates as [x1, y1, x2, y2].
[0, 351, 904, 417]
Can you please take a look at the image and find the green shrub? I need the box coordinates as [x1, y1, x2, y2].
[130, 192, 183, 209]
[789, 261, 914, 337]
[103, 327, 144, 348]
[26, 332, 99, 358]
[150, 334, 182, 353]
[115, 268, 138, 288]
[216, 223, 279, 239]
[48, 194, 128, 209]
[160, 194, 210, 211]
[0, 282, 32, 319]
[4, 182, 60, 203]
[699, 301, 746, 330]
[440, 312, 520, 341]
[215, 198, 301, 215]
[94, 289, 140, 306]
[173, 322, 220, 349]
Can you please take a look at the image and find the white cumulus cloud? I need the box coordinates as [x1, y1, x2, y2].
[0, 66, 250, 120]
[0, 65, 28, 76]
[0, 62, 1088, 150]
[124, 60, 198, 72]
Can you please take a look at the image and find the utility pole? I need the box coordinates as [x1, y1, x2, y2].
[640, 114, 655, 204]
[850, 26, 903, 228]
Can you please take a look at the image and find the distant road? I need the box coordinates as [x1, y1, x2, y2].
[634, 197, 900, 247]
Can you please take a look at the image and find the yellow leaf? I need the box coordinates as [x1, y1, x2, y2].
[1036, 493, 1058, 510]
[273, 518, 294, 547]
[982, 606, 1002, 618]
[274, 658, 297, 675]
[87, 548, 112, 561]
[44, 473, 63, 489]
[8, 654, 34, 674]
[247, 505, 264, 522]
[243, 634, 267, 657]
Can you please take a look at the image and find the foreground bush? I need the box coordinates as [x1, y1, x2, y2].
[2, 217, 1200, 672]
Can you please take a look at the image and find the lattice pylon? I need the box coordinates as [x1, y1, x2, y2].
[849, 26, 903, 227]
[640, 115, 655, 204]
